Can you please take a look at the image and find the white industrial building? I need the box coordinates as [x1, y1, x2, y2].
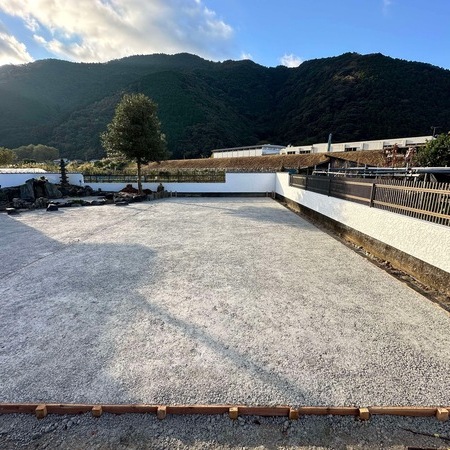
[280, 135, 433, 155]
[211, 144, 286, 158]
[211, 136, 432, 158]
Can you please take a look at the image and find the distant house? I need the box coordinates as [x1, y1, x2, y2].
[211, 144, 286, 158]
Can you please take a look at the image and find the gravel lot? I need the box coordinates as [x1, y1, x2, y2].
[1, 197, 449, 448]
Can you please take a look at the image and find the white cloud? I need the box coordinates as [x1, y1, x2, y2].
[0, 0, 234, 63]
[0, 22, 33, 65]
[280, 53, 303, 68]
[240, 52, 252, 60]
[382, 0, 392, 14]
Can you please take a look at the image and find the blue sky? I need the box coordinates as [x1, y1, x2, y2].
[0, 0, 449, 69]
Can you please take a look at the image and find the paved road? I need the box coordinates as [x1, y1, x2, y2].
[1, 197, 449, 448]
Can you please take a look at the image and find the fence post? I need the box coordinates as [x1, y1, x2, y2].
[327, 178, 332, 196]
[369, 183, 376, 208]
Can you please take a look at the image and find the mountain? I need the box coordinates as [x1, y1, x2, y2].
[0, 52, 449, 160]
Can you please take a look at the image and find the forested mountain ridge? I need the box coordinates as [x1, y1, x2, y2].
[0, 52, 449, 160]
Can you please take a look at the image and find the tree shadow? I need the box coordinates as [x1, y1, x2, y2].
[167, 197, 320, 229]
[1, 204, 450, 449]
[0, 210, 315, 407]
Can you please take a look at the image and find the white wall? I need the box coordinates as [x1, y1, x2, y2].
[275, 173, 450, 273]
[0, 172, 84, 188]
[86, 172, 277, 194]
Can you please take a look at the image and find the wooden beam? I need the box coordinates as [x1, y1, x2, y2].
[297, 407, 359, 416]
[368, 406, 437, 417]
[167, 405, 230, 415]
[101, 404, 158, 414]
[1, 403, 450, 419]
[92, 405, 103, 418]
[239, 406, 290, 417]
[0, 404, 38, 414]
[46, 404, 92, 414]
[229, 407, 239, 420]
[436, 408, 449, 421]
[35, 404, 47, 419]
[157, 406, 167, 420]
[359, 408, 370, 420]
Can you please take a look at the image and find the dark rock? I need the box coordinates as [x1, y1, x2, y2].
[34, 178, 47, 198]
[33, 197, 48, 209]
[13, 197, 32, 209]
[115, 201, 129, 206]
[6, 208, 19, 215]
[20, 179, 35, 201]
[46, 204, 59, 212]
[121, 184, 139, 193]
[44, 182, 63, 199]
[114, 192, 147, 203]
[91, 200, 106, 206]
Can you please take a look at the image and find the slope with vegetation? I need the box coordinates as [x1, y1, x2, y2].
[0, 52, 449, 160]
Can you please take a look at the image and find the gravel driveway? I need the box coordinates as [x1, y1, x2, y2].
[1, 197, 449, 448]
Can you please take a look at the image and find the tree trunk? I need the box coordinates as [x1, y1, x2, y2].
[137, 160, 143, 194]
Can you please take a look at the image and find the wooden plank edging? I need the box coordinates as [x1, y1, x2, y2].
[0, 404, 447, 421]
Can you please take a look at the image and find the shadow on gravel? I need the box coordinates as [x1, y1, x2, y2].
[168, 198, 320, 229]
[1, 212, 313, 407]
[1, 209, 450, 449]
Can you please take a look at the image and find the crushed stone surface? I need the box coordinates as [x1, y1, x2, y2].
[1, 197, 449, 448]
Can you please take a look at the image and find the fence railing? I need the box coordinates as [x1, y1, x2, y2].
[289, 175, 450, 226]
[83, 171, 226, 184]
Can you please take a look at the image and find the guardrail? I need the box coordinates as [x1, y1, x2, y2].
[290, 175, 450, 226]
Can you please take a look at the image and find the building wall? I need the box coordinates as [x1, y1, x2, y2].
[212, 145, 285, 158]
[275, 172, 450, 274]
[280, 135, 433, 155]
[0, 172, 84, 188]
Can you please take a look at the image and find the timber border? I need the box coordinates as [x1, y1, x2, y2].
[0, 403, 449, 421]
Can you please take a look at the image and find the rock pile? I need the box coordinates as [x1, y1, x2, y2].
[0, 177, 96, 212]
[0, 178, 169, 213]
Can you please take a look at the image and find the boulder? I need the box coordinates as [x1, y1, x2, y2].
[33, 197, 48, 209]
[46, 204, 59, 212]
[121, 184, 139, 193]
[13, 198, 32, 209]
[34, 179, 47, 198]
[44, 182, 63, 199]
[91, 200, 106, 206]
[20, 179, 35, 201]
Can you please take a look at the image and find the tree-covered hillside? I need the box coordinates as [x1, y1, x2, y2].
[0, 52, 449, 160]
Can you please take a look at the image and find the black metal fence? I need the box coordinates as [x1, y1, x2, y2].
[289, 175, 450, 226]
[83, 170, 226, 184]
